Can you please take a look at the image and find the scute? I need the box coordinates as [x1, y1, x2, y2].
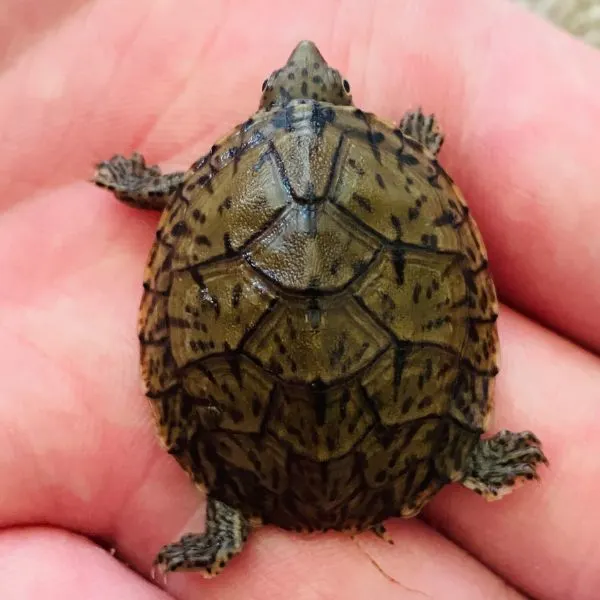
[267, 382, 375, 461]
[244, 203, 380, 291]
[167, 257, 277, 367]
[269, 106, 339, 198]
[170, 140, 290, 270]
[183, 355, 275, 434]
[242, 294, 390, 384]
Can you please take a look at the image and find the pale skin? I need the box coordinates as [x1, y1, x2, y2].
[1, 1, 600, 599]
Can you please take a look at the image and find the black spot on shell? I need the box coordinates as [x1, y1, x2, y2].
[434, 210, 460, 227]
[401, 395, 414, 414]
[418, 396, 432, 410]
[396, 151, 420, 167]
[367, 130, 385, 162]
[230, 409, 244, 424]
[390, 215, 402, 236]
[391, 249, 406, 285]
[231, 283, 242, 308]
[421, 233, 438, 249]
[171, 221, 189, 236]
[197, 174, 213, 192]
[223, 233, 235, 257]
[375, 173, 385, 189]
[412, 283, 422, 304]
[347, 158, 365, 176]
[329, 259, 341, 275]
[194, 235, 211, 246]
[218, 196, 232, 215]
[251, 395, 261, 417]
[353, 193, 373, 213]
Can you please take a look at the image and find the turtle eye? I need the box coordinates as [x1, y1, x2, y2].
[262, 79, 268, 92]
[343, 79, 351, 93]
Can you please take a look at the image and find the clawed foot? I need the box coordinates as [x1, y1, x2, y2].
[92, 152, 183, 210]
[152, 498, 249, 578]
[462, 429, 548, 500]
[399, 107, 444, 157]
[154, 533, 231, 578]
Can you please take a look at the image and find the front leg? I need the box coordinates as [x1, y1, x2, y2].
[399, 108, 444, 157]
[92, 152, 185, 211]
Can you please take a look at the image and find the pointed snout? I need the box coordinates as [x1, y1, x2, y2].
[287, 40, 327, 67]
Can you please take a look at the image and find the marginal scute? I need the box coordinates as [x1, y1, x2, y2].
[462, 319, 500, 373]
[138, 289, 169, 342]
[140, 343, 177, 395]
[450, 370, 496, 431]
[143, 239, 174, 293]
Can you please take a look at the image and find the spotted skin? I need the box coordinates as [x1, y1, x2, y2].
[399, 107, 445, 157]
[92, 40, 547, 576]
[92, 152, 184, 210]
[155, 497, 249, 576]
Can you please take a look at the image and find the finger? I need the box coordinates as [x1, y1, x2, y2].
[0, 189, 526, 600]
[425, 307, 600, 600]
[0, 0, 90, 69]
[0, 527, 171, 600]
[156, 520, 526, 600]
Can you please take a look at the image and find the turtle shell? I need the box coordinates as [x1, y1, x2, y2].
[138, 93, 499, 531]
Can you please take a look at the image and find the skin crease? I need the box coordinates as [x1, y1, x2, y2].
[1, 0, 600, 598]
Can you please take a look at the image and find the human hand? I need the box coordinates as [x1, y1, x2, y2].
[1, 1, 599, 599]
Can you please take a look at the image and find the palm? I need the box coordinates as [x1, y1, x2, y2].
[1, 2, 599, 599]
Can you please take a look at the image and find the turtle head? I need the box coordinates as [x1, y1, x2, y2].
[259, 40, 353, 110]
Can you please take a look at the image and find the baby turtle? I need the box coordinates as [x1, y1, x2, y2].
[92, 41, 547, 577]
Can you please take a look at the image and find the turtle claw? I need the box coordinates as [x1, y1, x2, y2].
[462, 429, 548, 500]
[91, 152, 183, 210]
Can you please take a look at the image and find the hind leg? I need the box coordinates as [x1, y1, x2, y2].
[155, 497, 249, 577]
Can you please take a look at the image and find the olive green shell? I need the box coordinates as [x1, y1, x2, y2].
[138, 99, 499, 531]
